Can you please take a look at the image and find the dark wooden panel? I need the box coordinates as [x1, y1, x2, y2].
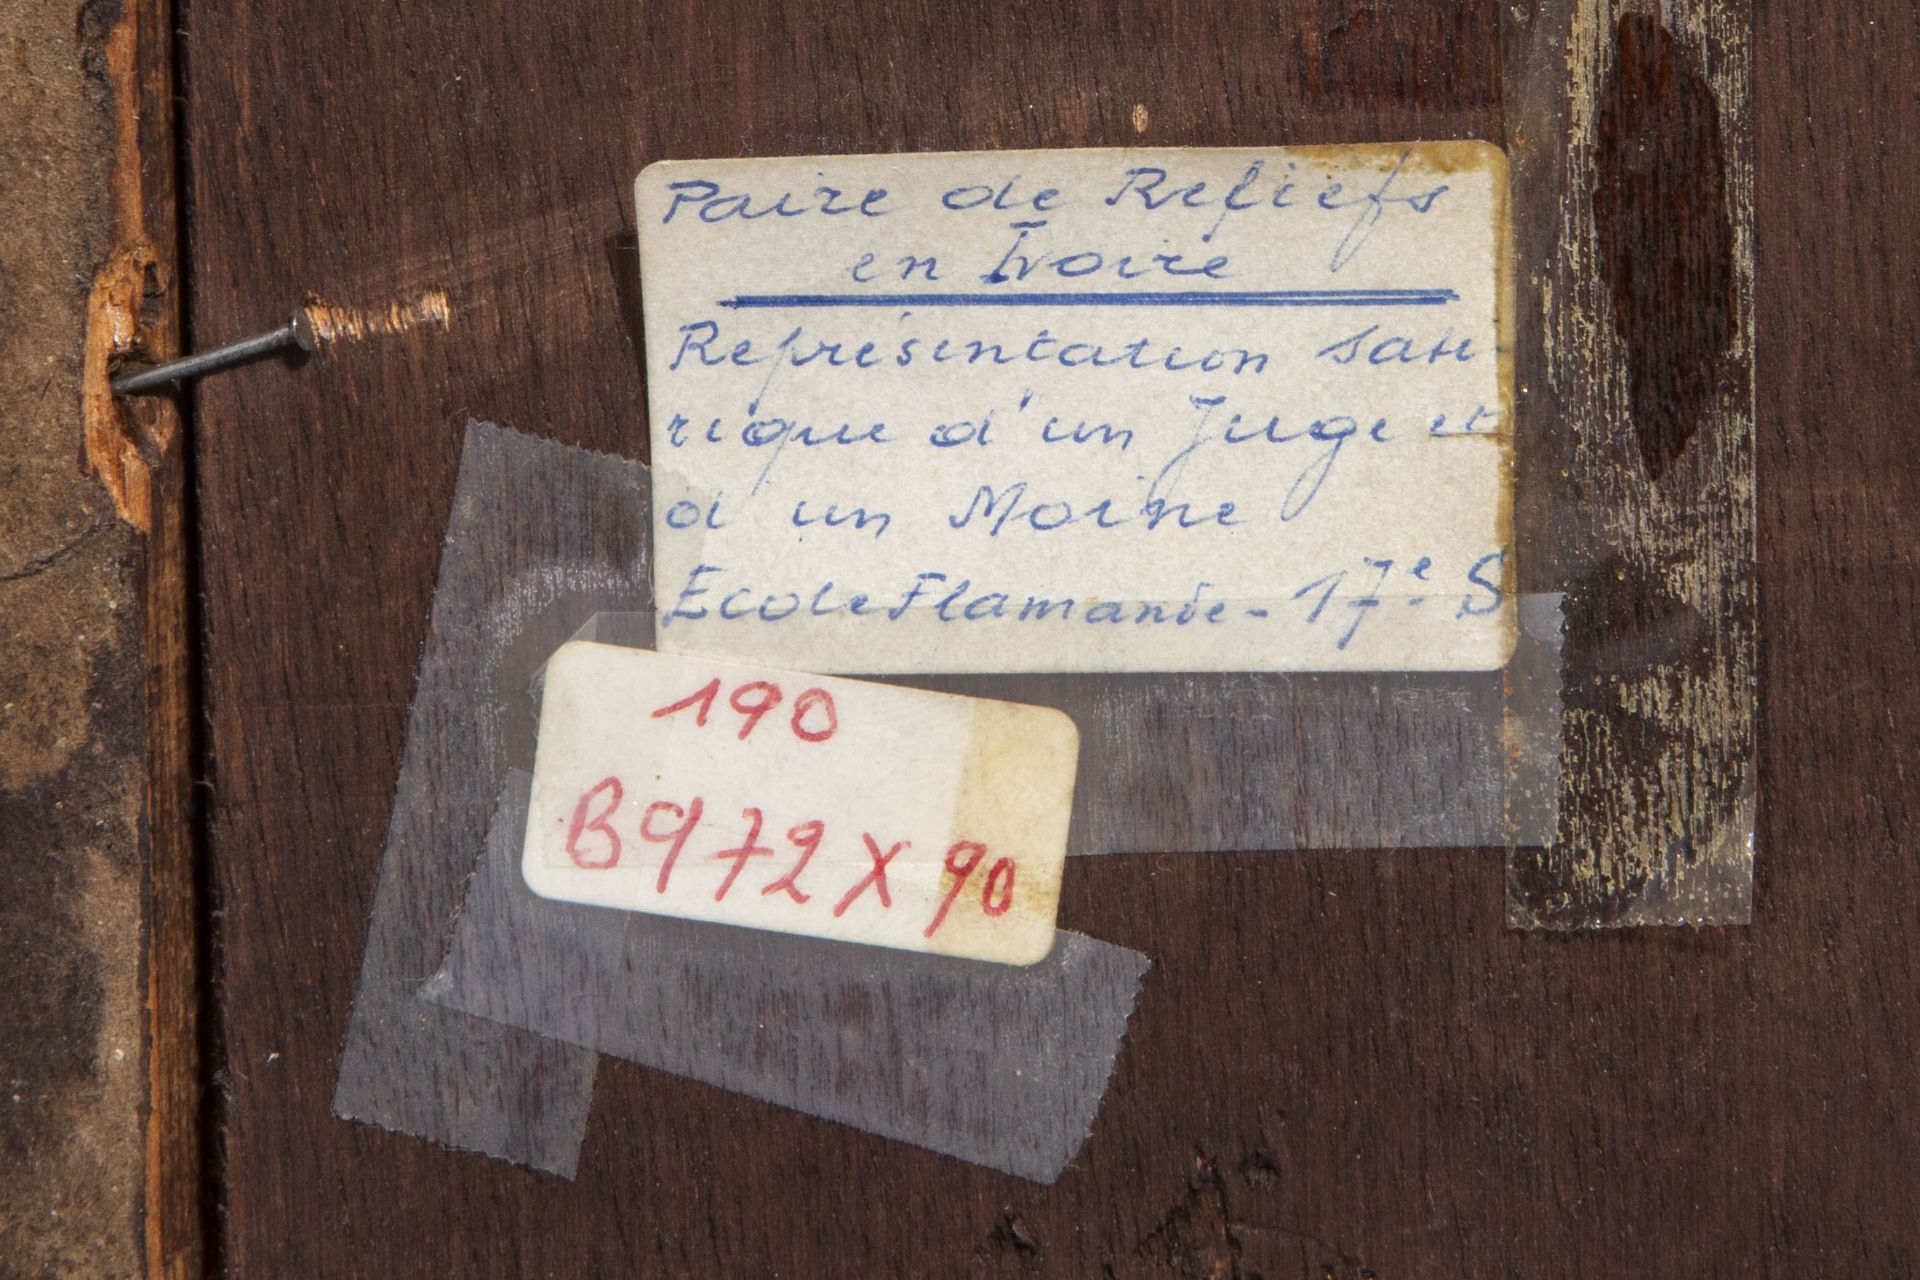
[185, 2, 1916, 1276]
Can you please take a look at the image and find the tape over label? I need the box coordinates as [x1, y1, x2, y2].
[523, 642, 1077, 965]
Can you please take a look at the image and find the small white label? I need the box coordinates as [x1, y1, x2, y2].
[637, 142, 1513, 674]
[521, 642, 1078, 965]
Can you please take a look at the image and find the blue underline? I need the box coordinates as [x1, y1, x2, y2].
[717, 289, 1459, 309]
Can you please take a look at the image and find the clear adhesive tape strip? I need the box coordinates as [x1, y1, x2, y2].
[332, 422, 651, 1175]
[423, 772, 1149, 1183]
[333, 421, 1563, 1175]
[538, 604, 1566, 855]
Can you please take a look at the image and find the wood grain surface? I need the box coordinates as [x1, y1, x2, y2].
[0, 0, 196, 1274]
[181, 1, 1916, 1275]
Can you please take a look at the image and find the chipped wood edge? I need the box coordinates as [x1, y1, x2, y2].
[82, 0, 206, 1272]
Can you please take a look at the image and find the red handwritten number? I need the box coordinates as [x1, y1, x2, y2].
[653, 678, 837, 744]
[639, 796, 704, 893]
[923, 840, 987, 937]
[982, 857, 1016, 916]
[727, 681, 783, 739]
[564, 777, 624, 869]
[763, 820, 823, 904]
[790, 688, 838, 742]
[712, 807, 775, 901]
[833, 834, 905, 916]
[651, 677, 720, 726]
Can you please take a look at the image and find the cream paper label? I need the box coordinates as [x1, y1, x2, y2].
[637, 143, 1512, 673]
[523, 643, 1076, 965]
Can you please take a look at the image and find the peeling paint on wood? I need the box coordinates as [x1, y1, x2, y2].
[1503, 0, 1756, 926]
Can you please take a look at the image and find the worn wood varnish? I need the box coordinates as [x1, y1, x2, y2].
[180, 1, 1916, 1274]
